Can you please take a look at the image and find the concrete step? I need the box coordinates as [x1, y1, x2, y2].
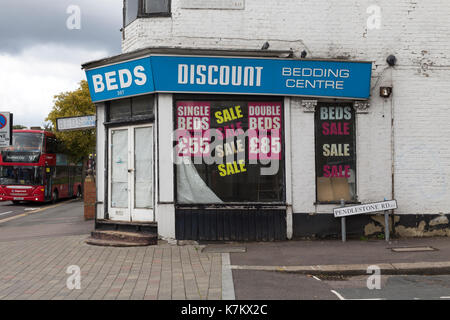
[96, 219, 157, 227]
[95, 219, 157, 234]
[87, 230, 157, 247]
[85, 238, 154, 247]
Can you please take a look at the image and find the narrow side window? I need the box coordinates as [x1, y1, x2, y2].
[315, 102, 356, 203]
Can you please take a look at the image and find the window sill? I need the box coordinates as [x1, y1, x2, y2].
[176, 203, 287, 209]
[137, 13, 172, 18]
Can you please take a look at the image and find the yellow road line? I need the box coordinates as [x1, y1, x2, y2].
[0, 199, 80, 225]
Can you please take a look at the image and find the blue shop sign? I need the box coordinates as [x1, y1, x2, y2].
[85, 56, 154, 103]
[85, 55, 372, 102]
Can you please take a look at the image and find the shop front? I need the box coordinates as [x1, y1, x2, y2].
[82, 48, 372, 241]
[174, 95, 286, 241]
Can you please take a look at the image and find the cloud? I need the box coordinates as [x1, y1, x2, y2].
[0, 0, 123, 54]
[0, 45, 109, 128]
[0, 1, 124, 128]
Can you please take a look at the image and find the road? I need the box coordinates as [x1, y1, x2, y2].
[325, 274, 450, 300]
[0, 198, 93, 242]
[0, 200, 43, 221]
[232, 270, 450, 300]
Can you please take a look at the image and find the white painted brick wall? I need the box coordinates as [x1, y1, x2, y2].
[392, 67, 450, 214]
[122, 0, 450, 215]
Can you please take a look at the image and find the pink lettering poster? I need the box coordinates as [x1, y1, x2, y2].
[248, 102, 282, 160]
[176, 101, 210, 157]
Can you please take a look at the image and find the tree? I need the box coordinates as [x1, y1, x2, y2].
[46, 80, 96, 162]
[13, 125, 27, 129]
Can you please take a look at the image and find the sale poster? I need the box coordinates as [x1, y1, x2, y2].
[315, 102, 355, 201]
[176, 100, 284, 177]
[176, 101, 210, 157]
[248, 102, 282, 160]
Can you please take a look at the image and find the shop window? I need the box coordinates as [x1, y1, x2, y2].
[175, 98, 285, 204]
[108, 95, 154, 123]
[315, 102, 356, 203]
[109, 98, 130, 120]
[132, 95, 153, 117]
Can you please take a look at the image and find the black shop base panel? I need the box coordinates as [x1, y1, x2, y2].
[175, 208, 286, 241]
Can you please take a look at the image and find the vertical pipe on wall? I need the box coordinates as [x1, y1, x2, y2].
[95, 102, 106, 220]
[284, 97, 293, 239]
[154, 94, 158, 223]
[340, 199, 346, 242]
[390, 67, 396, 236]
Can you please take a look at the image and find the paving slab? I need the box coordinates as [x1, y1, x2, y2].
[230, 238, 450, 267]
[0, 235, 223, 300]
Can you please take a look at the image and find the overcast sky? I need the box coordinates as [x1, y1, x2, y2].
[0, 0, 123, 127]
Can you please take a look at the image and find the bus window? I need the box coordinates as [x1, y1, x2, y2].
[0, 166, 44, 186]
[46, 137, 58, 153]
[7, 132, 44, 152]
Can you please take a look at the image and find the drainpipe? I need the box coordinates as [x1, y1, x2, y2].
[390, 67, 396, 237]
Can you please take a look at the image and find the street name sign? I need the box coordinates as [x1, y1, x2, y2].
[56, 115, 96, 131]
[333, 200, 397, 218]
[0, 112, 12, 147]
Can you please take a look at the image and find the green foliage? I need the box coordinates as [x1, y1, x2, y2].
[46, 80, 96, 162]
[13, 125, 27, 129]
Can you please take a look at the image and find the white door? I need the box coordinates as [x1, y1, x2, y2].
[108, 124, 154, 222]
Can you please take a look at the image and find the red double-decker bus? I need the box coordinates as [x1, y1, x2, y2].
[0, 129, 83, 204]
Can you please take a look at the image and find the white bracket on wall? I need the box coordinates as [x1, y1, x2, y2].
[353, 101, 370, 114]
[301, 100, 318, 113]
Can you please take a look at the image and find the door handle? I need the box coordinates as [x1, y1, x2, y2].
[128, 169, 134, 173]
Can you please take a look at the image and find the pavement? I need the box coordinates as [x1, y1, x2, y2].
[0, 200, 223, 300]
[0, 235, 222, 300]
[227, 237, 450, 276]
[0, 199, 450, 300]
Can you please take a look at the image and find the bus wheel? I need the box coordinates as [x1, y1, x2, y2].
[52, 190, 58, 204]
